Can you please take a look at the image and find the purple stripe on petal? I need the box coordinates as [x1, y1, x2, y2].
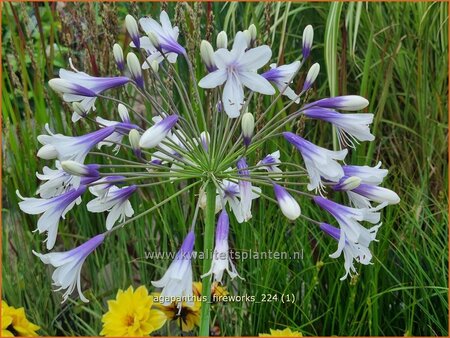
[158, 115, 179, 132]
[261, 68, 280, 82]
[319, 222, 341, 241]
[216, 210, 229, 243]
[180, 231, 195, 255]
[273, 183, 289, 201]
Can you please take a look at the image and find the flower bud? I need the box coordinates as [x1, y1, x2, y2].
[61, 161, 100, 178]
[129, 129, 140, 148]
[148, 32, 160, 49]
[125, 15, 140, 49]
[127, 52, 144, 89]
[241, 112, 255, 147]
[113, 43, 125, 71]
[117, 104, 130, 123]
[216, 31, 228, 49]
[302, 25, 314, 59]
[333, 176, 362, 191]
[200, 40, 216, 72]
[273, 184, 301, 220]
[128, 129, 142, 158]
[37, 144, 58, 160]
[302, 62, 320, 91]
[248, 24, 257, 44]
[243, 30, 252, 47]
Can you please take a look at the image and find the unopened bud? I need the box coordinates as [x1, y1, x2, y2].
[148, 32, 160, 49]
[118, 104, 130, 123]
[302, 63, 320, 91]
[248, 24, 257, 44]
[333, 176, 362, 191]
[241, 112, 255, 147]
[61, 160, 100, 178]
[200, 40, 216, 72]
[37, 144, 57, 160]
[243, 30, 251, 47]
[129, 129, 142, 158]
[150, 60, 159, 72]
[127, 52, 144, 88]
[113, 43, 125, 71]
[216, 31, 228, 49]
[125, 15, 140, 49]
[302, 25, 314, 59]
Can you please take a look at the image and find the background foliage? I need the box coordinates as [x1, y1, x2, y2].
[2, 2, 448, 336]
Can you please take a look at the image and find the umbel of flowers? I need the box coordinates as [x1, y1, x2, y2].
[18, 10, 400, 335]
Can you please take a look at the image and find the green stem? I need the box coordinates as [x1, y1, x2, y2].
[199, 181, 216, 336]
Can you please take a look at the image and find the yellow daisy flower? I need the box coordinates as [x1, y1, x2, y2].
[193, 281, 229, 302]
[153, 292, 201, 332]
[1, 301, 40, 336]
[259, 327, 303, 337]
[100, 286, 167, 336]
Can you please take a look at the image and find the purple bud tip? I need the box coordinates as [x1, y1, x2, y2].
[243, 136, 251, 147]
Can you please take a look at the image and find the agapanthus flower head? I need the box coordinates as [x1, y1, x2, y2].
[33, 233, 105, 302]
[152, 231, 195, 306]
[17, 186, 86, 249]
[283, 132, 347, 191]
[199, 31, 275, 118]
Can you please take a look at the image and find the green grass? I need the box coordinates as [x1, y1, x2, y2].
[2, 2, 448, 336]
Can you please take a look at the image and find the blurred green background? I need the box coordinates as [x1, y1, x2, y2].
[2, 2, 448, 336]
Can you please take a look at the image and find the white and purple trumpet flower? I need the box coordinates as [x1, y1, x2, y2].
[201, 210, 241, 282]
[273, 183, 301, 220]
[17, 186, 86, 249]
[303, 108, 375, 146]
[262, 61, 300, 102]
[283, 132, 347, 191]
[319, 222, 373, 280]
[36, 161, 81, 198]
[48, 68, 129, 113]
[37, 124, 116, 163]
[199, 31, 275, 118]
[87, 185, 137, 230]
[152, 231, 195, 306]
[256, 150, 282, 177]
[342, 161, 388, 185]
[139, 10, 186, 63]
[33, 233, 105, 302]
[139, 115, 179, 149]
[314, 196, 384, 247]
[304, 95, 369, 111]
